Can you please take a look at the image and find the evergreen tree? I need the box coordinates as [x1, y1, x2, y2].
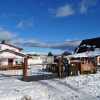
[48, 52, 53, 56]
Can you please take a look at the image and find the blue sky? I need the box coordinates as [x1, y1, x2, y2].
[0, 0, 100, 54]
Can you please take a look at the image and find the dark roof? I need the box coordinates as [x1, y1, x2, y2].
[75, 37, 100, 53]
[0, 42, 23, 51]
[0, 49, 26, 57]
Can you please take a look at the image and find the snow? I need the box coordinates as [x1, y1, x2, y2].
[0, 67, 100, 100]
[28, 65, 52, 76]
[64, 50, 100, 58]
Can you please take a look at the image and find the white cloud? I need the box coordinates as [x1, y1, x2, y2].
[0, 30, 17, 41]
[79, 4, 88, 14]
[16, 18, 34, 29]
[79, 0, 89, 14]
[17, 21, 24, 29]
[10, 38, 25, 44]
[0, 29, 81, 52]
[79, 0, 96, 14]
[11, 39, 81, 51]
[49, 4, 74, 17]
[49, 0, 97, 17]
[0, 29, 80, 52]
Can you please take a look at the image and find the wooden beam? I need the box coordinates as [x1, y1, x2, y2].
[23, 57, 28, 81]
[58, 57, 62, 79]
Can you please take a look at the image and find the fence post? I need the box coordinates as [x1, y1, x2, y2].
[23, 57, 28, 81]
[58, 57, 62, 79]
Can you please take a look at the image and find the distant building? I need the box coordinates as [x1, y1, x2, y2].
[46, 56, 54, 64]
[27, 54, 54, 65]
[28, 55, 46, 65]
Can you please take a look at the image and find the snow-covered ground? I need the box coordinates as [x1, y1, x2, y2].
[0, 66, 100, 100]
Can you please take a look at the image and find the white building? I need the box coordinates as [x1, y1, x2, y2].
[0, 41, 25, 69]
[46, 56, 54, 64]
[28, 54, 54, 65]
[28, 55, 46, 65]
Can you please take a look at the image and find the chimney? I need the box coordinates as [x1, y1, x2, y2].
[2, 40, 5, 44]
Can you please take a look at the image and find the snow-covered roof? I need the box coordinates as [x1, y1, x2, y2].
[75, 37, 100, 53]
[0, 42, 23, 50]
[0, 49, 27, 58]
[64, 51, 100, 58]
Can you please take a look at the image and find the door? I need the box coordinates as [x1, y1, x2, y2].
[8, 59, 13, 69]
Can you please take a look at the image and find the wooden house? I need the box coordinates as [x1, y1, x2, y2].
[0, 41, 26, 70]
[64, 37, 100, 74]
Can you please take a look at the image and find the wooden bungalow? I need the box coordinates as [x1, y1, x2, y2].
[0, 49, 27, 70]
[0, 41, 27, 70]
[64, 37, 100, 75]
